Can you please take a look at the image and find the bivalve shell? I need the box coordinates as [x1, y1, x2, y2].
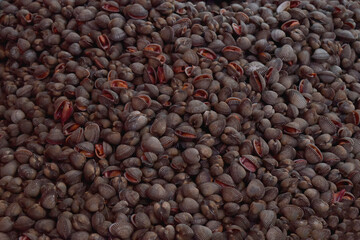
[287, 89, 307, 109]
[260, 210, 276, 229]
[305, 144, 323, 164]
[281, 205, 304, 222]
[109, 222, 134, 238]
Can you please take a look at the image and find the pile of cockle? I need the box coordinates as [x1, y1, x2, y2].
[1, 0, 360, 239]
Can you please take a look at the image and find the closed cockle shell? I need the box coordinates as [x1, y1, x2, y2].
[266, 226, 286, 240]
[208, 39, 225, 53]
[311, 229, 331, 239]
[124, 111, 149, 132]
[146, 184, 167, 201]
[17, 164, 36, 180]
[26, 204, 46, 220]
[229, 162, 246, 183]
[314, 163, 331, 177]
[160, 26, 174, 43]
[73, 7, 95, 22]
[150, 117, 167, 137]
[40, 189, 57, 210]
[11, 110, 25, 124]
[287, 89, 307, 109]
[192, 225, 212, 240]
[276, 1, 290, 13]
[221, 126, 245, 145]
[201, 200, 219, 220]
[14, 149, 32, 164]
[56, 215, 72, 239]
[305, 144, 323, 164]
[275, 44, 296, 63]
[318, 116, 337, 135]
[156, 2, 175, 15]
[124, 4, 148, 20]
[186, 100, 209, 114]
[198, 182, 221, 197]
[109, 27, 126, 41]
[238, 98, 252, 117]
[271, 29, 286, 42]
[335, 29, 356, 42]
[131, 212, 151, 229]
[246, 179, 265, 200]
[311, 175, 329, 192]
[176, 224, 194, 239]
[182, 148, 200, 164]
[141, 135, 164, 153]
[209, 119, 226, 137]
[263, 187, 279, 201]
[221, 187, 243, 203]
[181, 184, 199, 199]
[63, 170, 82, 185]
[84, 122, 100, 143]
[262, 90, 278, 105]
[311, 198, 329, 214]
[13, 216, 35, 231]
[154, 201, 171, 221]
[312, 48, 330, 61]
[72, 214, 91, 232]
[109, 221, 134, 238]
[141, 152, 158, 167]
[115, 144, 136, 160]
[213, 101, 231, 115]
[98, 183, 116, 199]
[281, 205, 304, 222]
[46, 128, 65, 145]
[317, 71, 336, 83]
[183, 49, 199, 65]
[179, 198, 199, 214]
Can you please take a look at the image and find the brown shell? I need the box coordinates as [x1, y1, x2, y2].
[281, 205, 304, 222]
[305, 144, 323, 164]
[287, 89, 307, 109]
[109, 222, 134, 238]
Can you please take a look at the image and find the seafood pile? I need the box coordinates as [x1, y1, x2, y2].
[1, 0, 360, 239]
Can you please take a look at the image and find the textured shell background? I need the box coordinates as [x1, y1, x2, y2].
[0, 0, 360, 239]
